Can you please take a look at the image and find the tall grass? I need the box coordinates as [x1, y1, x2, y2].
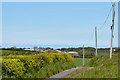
[75, 53, 118, 78]
[73, 58, 91, 67]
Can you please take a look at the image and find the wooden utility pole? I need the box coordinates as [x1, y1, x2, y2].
[95, 26, 97, 56]
[83, 45, 84, 65]
[110, 2, 115, 59]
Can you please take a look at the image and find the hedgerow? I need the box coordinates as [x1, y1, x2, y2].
[2, 59, 25, 78]
[2, 52, 75, 78]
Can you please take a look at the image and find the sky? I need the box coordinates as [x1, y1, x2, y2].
[2, 2, 118, 49]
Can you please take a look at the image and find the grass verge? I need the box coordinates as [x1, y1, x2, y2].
[75, 53, 118, 78]
[73, 58, 91, 67]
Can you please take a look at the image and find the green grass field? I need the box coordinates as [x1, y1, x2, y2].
[73, 58, 91, 67]
[65, 53, 118, 78]
[1, 50, 41, 56]
[74, 53, 118, 78]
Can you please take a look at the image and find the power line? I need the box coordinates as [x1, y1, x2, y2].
[85, 3, 113, 47]
[110, 0, 113, 5]
[98, 5, 113, 31]
[84, 30, 94, 47]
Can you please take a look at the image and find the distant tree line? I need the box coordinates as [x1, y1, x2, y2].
[1, 47, 24, 51]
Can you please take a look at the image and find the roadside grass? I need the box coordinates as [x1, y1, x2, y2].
[74, 53, 118, 78]
[64, 53, 118, 78]
[73, 58, 91, 67]
[63, 67, 90, 78]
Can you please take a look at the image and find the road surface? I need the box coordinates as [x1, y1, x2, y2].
[49, 67, 82, 78]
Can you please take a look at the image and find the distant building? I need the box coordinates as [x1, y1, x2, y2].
[43, 49, 62, 53]
[40, 49, 46, 52]
[113, 49, 116, 52]
[24, 48, 63, 53]
[44, 49, 53, 52]
[51, 50, 61, 53]
[24, 48, 34, 51]
[112, 49, 116, 54]
[67, 52, 79, 56]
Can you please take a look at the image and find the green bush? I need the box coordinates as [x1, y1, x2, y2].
[2, 59, 25, 78]
[2, 52, 75, 78]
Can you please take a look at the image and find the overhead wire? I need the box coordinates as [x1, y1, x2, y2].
[85, 3, 113, 47]
[84, 30, 94, 47]
[110, 0, 113, 5]
[98, 5, 113, 31]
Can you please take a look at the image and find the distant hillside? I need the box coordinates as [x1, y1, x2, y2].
[75, 52, 118, 78]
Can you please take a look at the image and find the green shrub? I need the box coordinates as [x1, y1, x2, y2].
[2, 59, 25, 78]
[2, 52, 75, 78]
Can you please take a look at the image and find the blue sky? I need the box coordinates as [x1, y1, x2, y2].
[2, 2, 118, 48]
